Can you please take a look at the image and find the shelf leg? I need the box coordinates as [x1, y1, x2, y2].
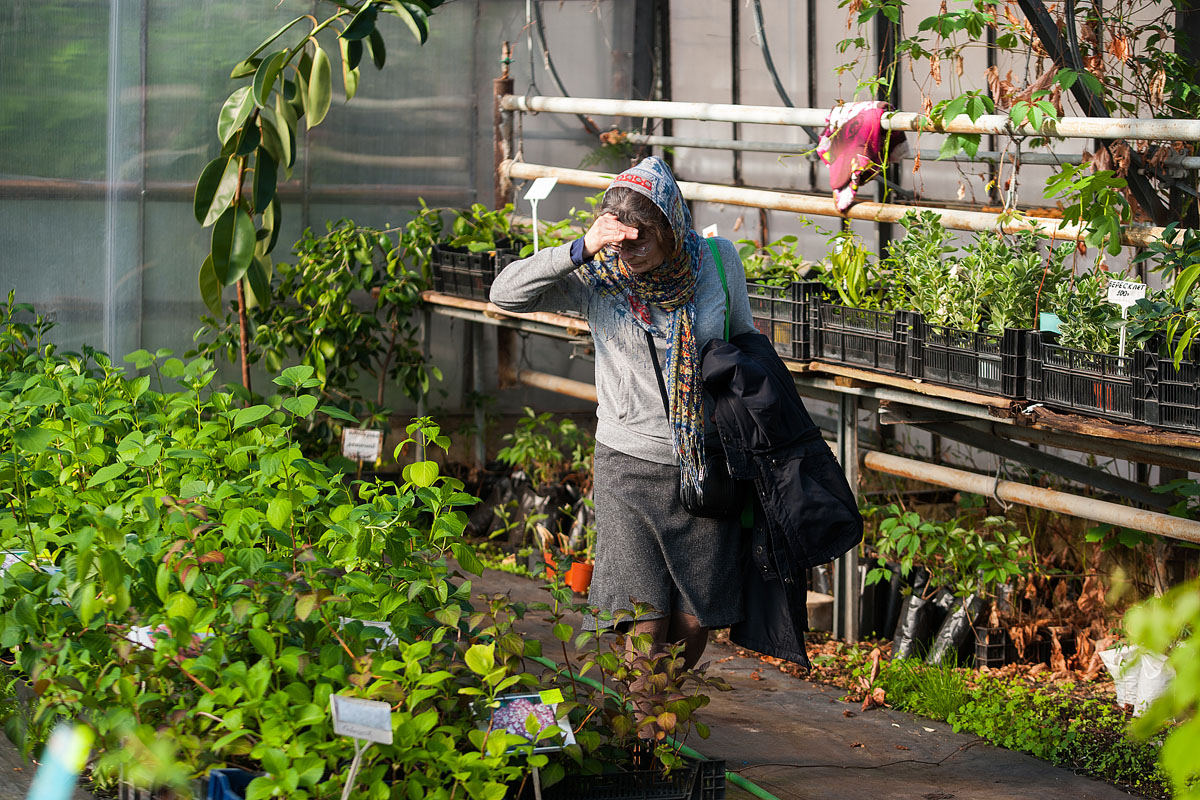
[834, 393, 861, 642]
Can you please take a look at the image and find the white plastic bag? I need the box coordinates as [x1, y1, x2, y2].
[1098, 645, 1173, 716]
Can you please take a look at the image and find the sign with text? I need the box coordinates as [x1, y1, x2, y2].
[341, 429, 383, 463]
[1107, 280, 1147, 308]
[331, 695, 393, 744]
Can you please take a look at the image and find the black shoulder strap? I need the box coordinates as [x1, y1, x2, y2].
[645, 329, 671, 419]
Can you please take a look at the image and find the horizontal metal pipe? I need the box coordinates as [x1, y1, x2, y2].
[308, 147, 468, 171]
[626, 133, 1200, 170]
[863, 450, 1200, 544]
[0, 178, 470, 204]
[503, 160, 1168, 247]
[515, 369, 597, 403]
[503, 94, 1200, 141]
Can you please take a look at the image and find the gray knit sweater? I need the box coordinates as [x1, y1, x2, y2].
[489, 238, 756, 465]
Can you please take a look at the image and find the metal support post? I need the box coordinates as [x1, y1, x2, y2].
[471, 321, 486, 468]
[416, 308, 431, 462]
[494, 44, 515, 209]
[833, 394, 861, 642]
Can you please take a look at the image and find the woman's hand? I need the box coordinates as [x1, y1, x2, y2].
[582, 213, 639, 260]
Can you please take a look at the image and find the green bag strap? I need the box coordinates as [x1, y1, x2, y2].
[705, 237, 731, 341]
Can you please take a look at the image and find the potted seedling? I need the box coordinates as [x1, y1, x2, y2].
[866, 499, 1033, 663]
[1033, 268, 1141, 423]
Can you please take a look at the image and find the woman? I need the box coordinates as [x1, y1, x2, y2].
[489, 157, 755, 671]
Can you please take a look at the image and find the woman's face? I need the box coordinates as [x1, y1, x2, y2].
[618, 231, 669, 274]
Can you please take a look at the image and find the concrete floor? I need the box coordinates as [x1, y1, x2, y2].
[470, 565, 1144, 800]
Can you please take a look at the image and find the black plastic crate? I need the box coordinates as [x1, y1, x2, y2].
[1026, 332, 1143, 424]
[529, 751, 726, 800]
[431, 243, 518, 300]
[814, 302, 912, 376]
[746, 280, 818, 361]
[913, 317, 1029, 398]
[1141, 350, 1200, 433]
[973, 626, 1008, 668]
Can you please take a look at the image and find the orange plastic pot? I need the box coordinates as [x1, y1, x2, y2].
[564, 561, 594, 596]
[543, 552, 593, 595]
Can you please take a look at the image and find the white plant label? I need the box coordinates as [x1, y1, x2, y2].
[331, 696, 393, 745]
[702, 224, 719, 238]
[523, 176, 558, 202]
[524, 177, 558, 254]
[341, 429, 383, 463]
[1106, 280, 1146, 309]
[1106, 280, 1146, 358]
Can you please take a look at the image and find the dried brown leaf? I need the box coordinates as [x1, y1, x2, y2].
[1108, 35, 1131, 64]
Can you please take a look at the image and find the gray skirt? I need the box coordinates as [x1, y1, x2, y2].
[584, 442, 745, 631]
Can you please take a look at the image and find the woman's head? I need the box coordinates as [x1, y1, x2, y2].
[598, 186, 675, 273]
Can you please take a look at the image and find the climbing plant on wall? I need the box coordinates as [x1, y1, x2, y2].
[835, 0, 1194, 242]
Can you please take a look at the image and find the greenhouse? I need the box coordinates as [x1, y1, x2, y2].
[2, 1, 1200, 798]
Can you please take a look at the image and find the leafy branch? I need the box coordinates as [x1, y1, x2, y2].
[192, 0, 444, 392]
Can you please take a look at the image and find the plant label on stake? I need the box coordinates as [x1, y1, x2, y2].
[1107, 279, 1146, 357]
[341, 429, 383, 465]
[331, 695, 393, 800]
[331, 695, 393, 744]
[524, 177, 558, 254]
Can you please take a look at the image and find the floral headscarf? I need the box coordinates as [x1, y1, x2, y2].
[581, 157, 706, 493]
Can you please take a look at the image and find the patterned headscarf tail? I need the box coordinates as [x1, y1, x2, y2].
[582, 157, 707, 492]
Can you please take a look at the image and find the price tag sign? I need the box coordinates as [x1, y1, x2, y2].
[1106, 280, 1147, 309]
[331, 696, 393, 745]
[1106, 280, 1146, 358]
[701, 224, 719, 239]
[341, 429, 383, 463]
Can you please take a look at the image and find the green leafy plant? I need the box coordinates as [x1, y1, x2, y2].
[982, 233, 1074, 335]
[1047, 268, 1124, 354]
[194, 0, 446, 391]
[0, 301, 584, 798]
[1128, 222, 1200, 367]
[817, 230, 886, 309]
[1126, 579, 1200, 800]
[865, 503, 1032, 600]
[192, 219, 438, 462]
[497, 409, 594, 489]
[737, 235, 811, 287]
[1044, 165, 1131, 257]
[534, 590, 731, 777]
[947, 676, 1168, 797]
[446, 203, 522, 254]
[888, 211, 957, 321]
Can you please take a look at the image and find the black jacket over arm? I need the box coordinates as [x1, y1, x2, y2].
[702, 332, 864, 668]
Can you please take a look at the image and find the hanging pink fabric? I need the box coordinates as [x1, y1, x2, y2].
[816, 101, 908, 212]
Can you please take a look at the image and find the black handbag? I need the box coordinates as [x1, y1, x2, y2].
[644, 238, 746, 520]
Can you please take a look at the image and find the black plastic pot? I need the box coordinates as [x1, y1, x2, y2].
[926, 594, 986, 666]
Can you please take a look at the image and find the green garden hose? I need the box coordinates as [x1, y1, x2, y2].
[528, 654, 780, 800]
